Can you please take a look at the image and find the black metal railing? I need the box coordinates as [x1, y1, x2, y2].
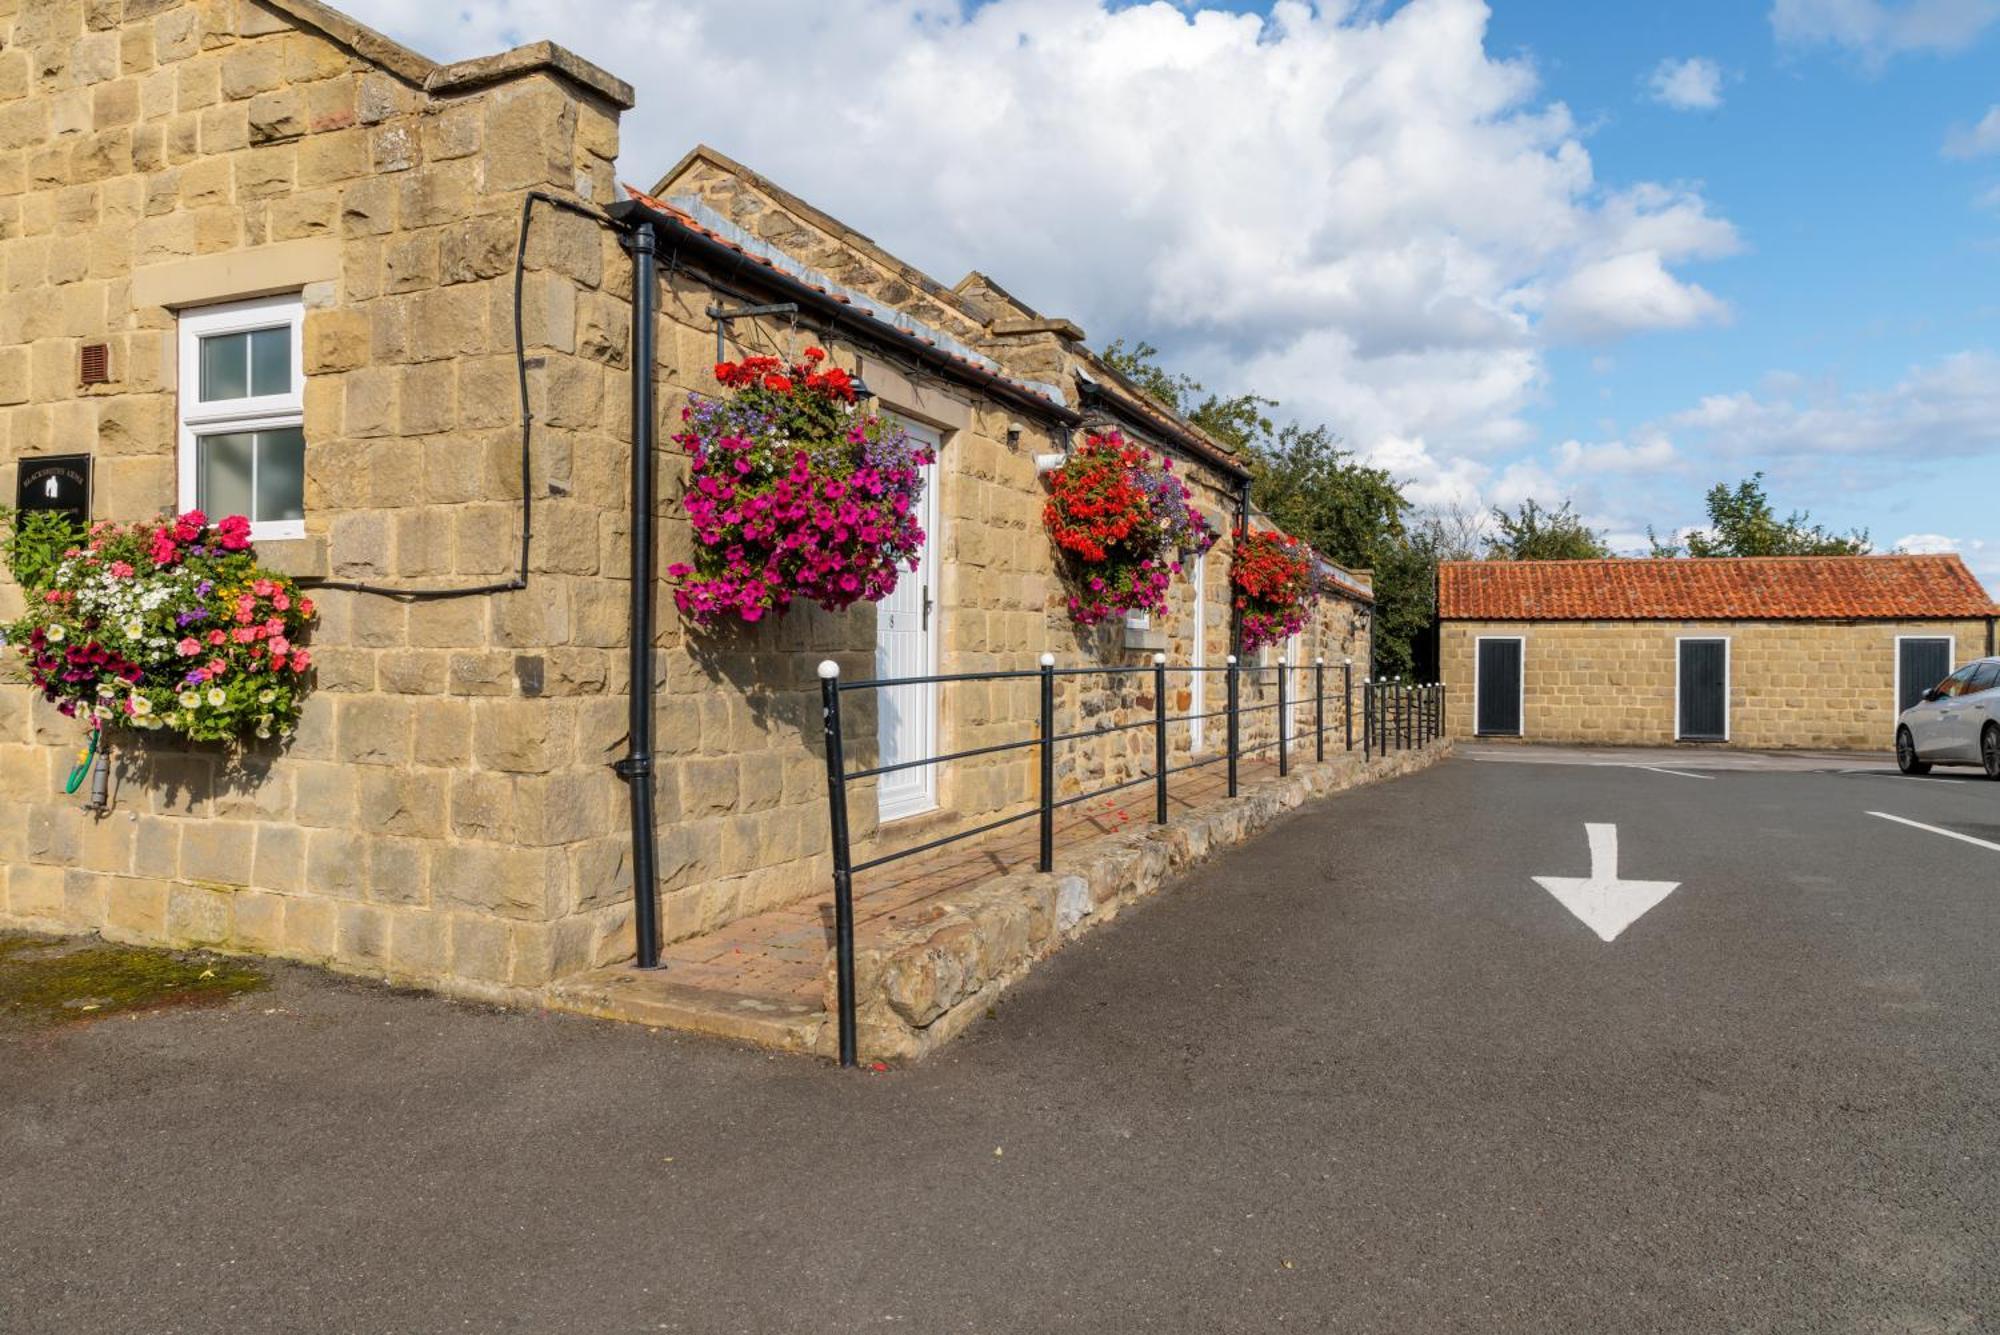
[815, 656, 1444, 1065]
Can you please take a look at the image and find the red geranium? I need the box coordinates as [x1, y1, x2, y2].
[1231, 527, 1313, 652]
[1043, 431, 1210, 626]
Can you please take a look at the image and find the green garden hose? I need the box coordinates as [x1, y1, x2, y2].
[64, 725, 99, 796]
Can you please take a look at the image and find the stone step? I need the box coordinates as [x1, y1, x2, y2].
[547, 965, 829, 1055]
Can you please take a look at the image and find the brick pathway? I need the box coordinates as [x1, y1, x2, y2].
[652, 749, 1333, 1005]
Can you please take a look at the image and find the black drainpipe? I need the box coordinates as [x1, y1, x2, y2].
[616, 217, 662, 969]
[1231, 477, 1252, 656]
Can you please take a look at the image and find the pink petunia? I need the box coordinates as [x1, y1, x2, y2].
[175, 637, 200, 657]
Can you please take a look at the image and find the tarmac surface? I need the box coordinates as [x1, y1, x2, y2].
[5, 749, 1999, 1333]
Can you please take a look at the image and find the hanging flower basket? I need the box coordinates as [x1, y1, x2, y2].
[667, 348, 933, 628]
[1231, 527, 1313, 653]
[1043, 431, 1215, 626]
[3, 510, 316, 743]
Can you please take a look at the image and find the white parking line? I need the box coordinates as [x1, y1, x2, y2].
[1866, 811, 2000, 853]
[1626, 765, 1714, 781]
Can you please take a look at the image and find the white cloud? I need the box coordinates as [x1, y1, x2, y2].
[336, 0, 1736, 475]
[1554, 432, 1679, 474]
[1772, 0, 2000, 62]
[1647, 57, 1725, 110]
[1944, 105, 2000, 157]
[1663, 351, 2000, 464]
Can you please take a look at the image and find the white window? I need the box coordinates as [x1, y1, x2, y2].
[177, 293, 306, 540]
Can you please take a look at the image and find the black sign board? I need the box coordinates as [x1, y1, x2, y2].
[15, 454, 91, 527]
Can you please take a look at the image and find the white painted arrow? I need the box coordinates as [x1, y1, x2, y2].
[1532, 823, 1680, 942]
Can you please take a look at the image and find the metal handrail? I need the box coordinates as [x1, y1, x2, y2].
[817, 653, 1444, 1065]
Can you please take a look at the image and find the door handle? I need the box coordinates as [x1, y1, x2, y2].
[922, 587, 933, 631]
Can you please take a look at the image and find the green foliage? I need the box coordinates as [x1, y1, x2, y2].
[0, 507, 84, 593]
[1487, 498, 1611, 561]
[1651, 473, 1871, 557]
[1100, 338, 1276, 453]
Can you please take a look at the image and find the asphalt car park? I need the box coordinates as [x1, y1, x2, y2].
[5, 748, 1998, 1333]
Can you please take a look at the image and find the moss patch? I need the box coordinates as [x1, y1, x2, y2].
[0, 932, 267, 1034]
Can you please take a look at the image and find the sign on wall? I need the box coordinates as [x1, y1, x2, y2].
[14, 454, 91, 527]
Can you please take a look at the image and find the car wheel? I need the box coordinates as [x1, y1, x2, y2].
[1983, 724, 2000, 781]
[1897, 727, 1932, 775]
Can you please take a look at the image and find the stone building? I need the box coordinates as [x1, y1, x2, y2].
[0, 0, 1374, 1012]
[1439, 555, 1998, 749]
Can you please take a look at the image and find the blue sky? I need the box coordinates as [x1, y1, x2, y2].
[1486, 0, 1999, 561]
[347, 0, 2000, 578]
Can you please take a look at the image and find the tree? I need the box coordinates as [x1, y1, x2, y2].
[1099, 337, 1441, 676]
[1648, 473, 1870, 557]
[1100, 338, 1274, 454]
[1248, 423, 1406, 570]
[1487, 498, 1610, 561]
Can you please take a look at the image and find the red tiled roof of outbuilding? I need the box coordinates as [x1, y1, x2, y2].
[1438, 555, 1999, 621]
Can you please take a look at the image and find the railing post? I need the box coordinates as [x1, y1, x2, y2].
[1314, 657, 1326, 764]
[1430, 684, 1439, 745]
[1226, 654, 1240, 797]
[1343, 658, 1354, 753]
[1277, 658, 1290, 777]
[817, 660, 857, 1070]
[1038, 652, 1055, 873]
[1153, 652, 1168, 825]
[1362, 677, 1372, 761]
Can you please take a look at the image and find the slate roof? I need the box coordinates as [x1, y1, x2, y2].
[1438, 555, 1998, 621]
[620, 185, 1071, 413]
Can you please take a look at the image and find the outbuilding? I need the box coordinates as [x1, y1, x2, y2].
[1438, 555, 1999, 749]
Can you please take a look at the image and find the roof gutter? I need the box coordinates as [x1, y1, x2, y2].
[1077, 378, 1252, 482]
[606, 198, 1082, 430]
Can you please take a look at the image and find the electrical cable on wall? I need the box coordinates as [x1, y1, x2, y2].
[301, 190, 611, 601]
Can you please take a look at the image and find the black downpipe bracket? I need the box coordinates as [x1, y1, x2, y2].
[618, 220, 663, 969]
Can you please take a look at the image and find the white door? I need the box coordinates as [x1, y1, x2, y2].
[1283, 631, 1301, 757]
[1189, 552, 1206, 753]
[876, 421, 942, 822]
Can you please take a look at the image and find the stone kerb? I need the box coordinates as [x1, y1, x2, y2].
[827, 738, 1452, 1061]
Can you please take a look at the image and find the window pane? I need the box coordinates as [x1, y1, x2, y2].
[254, 427, 305, 523]
[199, 332, 249, 401]
[249, 327, 290, 397]
[197, 432, 255, 519]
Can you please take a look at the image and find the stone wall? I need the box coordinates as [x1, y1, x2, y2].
[0, 0, 637, 999]
[0, 3, 1376, 1001]
[1441, 618, 1993, 750]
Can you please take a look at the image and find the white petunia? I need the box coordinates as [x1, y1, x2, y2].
[46, 625, 65, 642]
[258, 689, 276, 704]
[123, 619, 143, 637]
[206, 687, 227, 707]
[178, 691, 201, 710]
[131, 695, 153, 716]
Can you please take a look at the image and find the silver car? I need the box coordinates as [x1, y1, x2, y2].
[1896, 656, 2000, 778]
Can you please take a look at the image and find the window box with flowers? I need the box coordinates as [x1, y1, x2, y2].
[2, 510, 317, 747]
[666, 348, 934, 628]
[1043, 431, 1215, 629]
[1231, 527, 1313, 654]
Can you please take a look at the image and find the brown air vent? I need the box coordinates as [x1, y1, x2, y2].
[79, 343, 110, 385]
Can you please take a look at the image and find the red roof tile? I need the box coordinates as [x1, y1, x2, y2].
[1439, 555, 1998, 621]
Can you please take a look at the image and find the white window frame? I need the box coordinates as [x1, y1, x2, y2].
[177, 293, 306, 541]
[1674, 636, 1732, 743]
[1893, 634, 1955, 715]
[1472, 634, 1526, 737]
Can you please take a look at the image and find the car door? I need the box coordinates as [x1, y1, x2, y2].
[1923, 664, 1980, 760]
[1956, 662, 2000, 755]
